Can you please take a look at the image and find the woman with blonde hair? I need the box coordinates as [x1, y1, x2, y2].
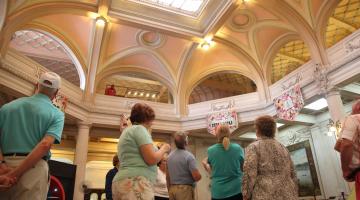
[202, 124, 244, 200]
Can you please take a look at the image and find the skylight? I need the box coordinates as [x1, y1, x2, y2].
[129, 0, 207, 17]
[304, 98, 328, 110]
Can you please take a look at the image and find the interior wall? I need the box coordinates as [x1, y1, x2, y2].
[277, 124, 349, 199]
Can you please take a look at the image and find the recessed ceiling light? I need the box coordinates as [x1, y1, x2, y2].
[127, 91, 131, 95]
[152, 94, 156, 98]
[95, 16, 106, 26]
[304, 98, 328, 110]
[140, 92, 144, 96]
[276, 123, 285, 128]
[134, 92, 138, 96]
[146, 93, 150, 97]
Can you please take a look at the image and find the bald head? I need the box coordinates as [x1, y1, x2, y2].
[174, 131, 188, 149]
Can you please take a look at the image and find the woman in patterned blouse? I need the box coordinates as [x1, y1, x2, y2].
[242, 115, 298, 200]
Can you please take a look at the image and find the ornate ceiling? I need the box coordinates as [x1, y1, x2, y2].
[1, 0, 360, 107]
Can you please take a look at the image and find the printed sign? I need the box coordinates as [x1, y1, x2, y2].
[207, 110, 238, 135]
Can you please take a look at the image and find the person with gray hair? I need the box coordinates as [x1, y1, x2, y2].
[166, 131, 201, 200]
[0, 72, 65, 199]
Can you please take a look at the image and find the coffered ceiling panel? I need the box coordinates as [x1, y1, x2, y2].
[28, 56, 80, 87]
[189, 73, 256, 104]
[271, 40, 310, 83]
[325, 0, 360, 47]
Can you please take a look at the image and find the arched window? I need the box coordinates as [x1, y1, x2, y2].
[10, 30, 86, 90]
[189, 73, 256, 104]
[271, 40, 310, 83]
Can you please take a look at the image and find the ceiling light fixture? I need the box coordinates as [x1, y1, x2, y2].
[127, 91, 131, 95]
[146, 93, 150, 97]
[304, 98, 328, 110]
[152, 94, 156, 98]
[134, 92, 138, 96]
[201, 41, 210, 50]
[140, 92, 144, 96]
[96, 16, 107, 26]
[201, 36, 213, 50]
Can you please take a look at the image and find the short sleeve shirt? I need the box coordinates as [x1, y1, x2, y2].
[113, 125, 157, 183]
[208, 143, 244, 199]
[340, 114, 360, 141]
[0, 94, 64, 158]
[167, 149, 198, 185]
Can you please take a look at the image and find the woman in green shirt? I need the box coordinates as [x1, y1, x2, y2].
[202, 124, 244, 200]
[112, 103, 170, 200]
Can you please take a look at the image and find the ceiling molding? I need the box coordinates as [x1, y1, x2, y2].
[108, 0, 234, 37]
[100, 46, 176, 83]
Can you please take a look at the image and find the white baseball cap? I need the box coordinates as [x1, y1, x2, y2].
[39, 72, 61, 89]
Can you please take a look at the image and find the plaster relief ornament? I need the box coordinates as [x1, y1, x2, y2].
[345, 36, 360, 53]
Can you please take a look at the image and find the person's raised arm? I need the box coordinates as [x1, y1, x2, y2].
[201, 157, 211, 175]
[140, 144, 170, 166]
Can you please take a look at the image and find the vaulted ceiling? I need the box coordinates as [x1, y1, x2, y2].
[2, 0, 360, 106]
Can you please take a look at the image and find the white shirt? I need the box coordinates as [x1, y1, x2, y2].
[153, 167, 169, 198]
[340, 114, 360, 141]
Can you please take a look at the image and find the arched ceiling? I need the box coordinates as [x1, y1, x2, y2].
[271, 40, 310, 83]
[1, 0, 359, 107]
[189, 73, 256, 104]
[325, 0, 360, 47]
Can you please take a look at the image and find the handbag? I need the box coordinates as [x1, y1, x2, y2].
[334, 115, 360, 182]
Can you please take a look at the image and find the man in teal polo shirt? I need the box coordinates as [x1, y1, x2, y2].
[0, 72, 65, 200]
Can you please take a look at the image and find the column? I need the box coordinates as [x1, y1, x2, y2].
[0, 0, 7, 32]
[326, 88, 346, 122]
[73, 121, 91, 200]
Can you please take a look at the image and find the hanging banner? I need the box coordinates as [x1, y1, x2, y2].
[207, 110, 238, 135]
[273, 84, 304, 121]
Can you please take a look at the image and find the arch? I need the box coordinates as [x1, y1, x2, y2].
[101, 47, 176, 85]
[95, 65, 176, 101]
[249, 20, 296, 63]
[267, 37, 311, 84]
[182, 64, 266, 107]
[187, 69, 258, 104]
[263, 33, 302, 84]
[13, 27, 86, 90]
[0, 1, 96, 56]
[255, 0, 329, 66]
[315, 0, 341, 47]
[0, 0, 7, 32]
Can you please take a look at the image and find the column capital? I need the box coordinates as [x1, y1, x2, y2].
[325, 87, 341, 98]
[77, 120, 92, 128]
[313, 63, 339, 96]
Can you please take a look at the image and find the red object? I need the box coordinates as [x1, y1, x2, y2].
[356, 173, 360, 200]
[48, 175, 65, 200]
[105, 85, 116, 96]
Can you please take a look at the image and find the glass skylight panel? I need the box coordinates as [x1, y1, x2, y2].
[129, 0, 207, 17]
[304, 98, 328, 110]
